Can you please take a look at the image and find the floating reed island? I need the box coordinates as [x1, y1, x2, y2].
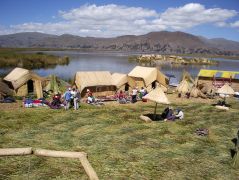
[0, 50, 69, 69]
[129, 54, 219, 66]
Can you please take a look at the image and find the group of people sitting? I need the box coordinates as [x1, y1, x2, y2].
[114, 87, 147, 104]
[161, 106, 184, 121]
[178, 92, 190, 99]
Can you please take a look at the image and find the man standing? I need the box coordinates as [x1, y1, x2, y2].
[131, 87, 138, 103]
[63, 88, 72, 110]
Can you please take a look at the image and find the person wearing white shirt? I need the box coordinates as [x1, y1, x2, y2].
[131, 87, 138, 103]
[175, 109, 184, 120]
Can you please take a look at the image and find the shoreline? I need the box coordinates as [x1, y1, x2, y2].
[1, 47, 239, 60]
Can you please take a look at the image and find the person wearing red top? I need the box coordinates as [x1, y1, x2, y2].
[118, 90, 126, 104]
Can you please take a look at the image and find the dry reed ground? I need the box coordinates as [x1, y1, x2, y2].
[0, 95, 239, 179]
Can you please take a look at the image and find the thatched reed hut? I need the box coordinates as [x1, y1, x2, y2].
[111, 73, 129, 92]
[3, 67, 44, 98]
[75, 71, 116, 97]
[128, 66, 168, 92]
[176, 79, 191, 94]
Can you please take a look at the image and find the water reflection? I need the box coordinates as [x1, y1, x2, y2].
[0, 51, 239, 83]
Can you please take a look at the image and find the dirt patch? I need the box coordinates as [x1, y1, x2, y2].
[0, 101, 22, 110]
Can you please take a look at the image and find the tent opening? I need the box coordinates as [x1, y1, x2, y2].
[152, 81, 156, 89]
[125, 83, 129, 91]
[27, 80, 34, 93]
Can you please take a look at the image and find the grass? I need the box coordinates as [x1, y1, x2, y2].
[0, 97, 239, 179]
[0, 48, 69, 69]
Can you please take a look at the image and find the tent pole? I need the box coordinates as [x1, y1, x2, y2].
[154, 103, 158, 120]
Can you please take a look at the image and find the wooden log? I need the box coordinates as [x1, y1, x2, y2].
[79, 155, 99, 180]
[34, 149, 86, 158]
[140, 115, 152, 123]
[0, 147, 32, 156]
[215, 105, 229, 111]
[34, 149, 99, 180]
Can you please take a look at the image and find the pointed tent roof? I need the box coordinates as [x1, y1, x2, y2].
[176, 79, 191, 94]
[217, 83, 235, 95]
[3, 67, 44, 90]
[111, 73, 128, 88]
[128, 66, 168, 87]
[181, 71, 195, 85]
[143, 87, 170, 104]
[4, 68, 31, 89]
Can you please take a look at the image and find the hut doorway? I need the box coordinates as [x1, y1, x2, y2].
[125, 83, 129, 91]
[152, 81, 156, 89]
[27, 80, 34, 93]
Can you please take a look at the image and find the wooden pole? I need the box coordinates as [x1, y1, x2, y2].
[0, 148, 32, 156]
[34, 149, 86, 158]
[34, 149, 99, 180]
[154, 103, 158, 120]
[79, 155, 99, 180]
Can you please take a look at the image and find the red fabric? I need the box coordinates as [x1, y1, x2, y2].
[33, 100, 41, 103]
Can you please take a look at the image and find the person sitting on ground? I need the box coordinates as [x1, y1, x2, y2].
[217, 99, 226, 106]
[131, 87, 138, 103]
[174, 109, 184, 120]
[63, 88, 72, 110]
[178, 92, 182, 98]
[165, 107, 174, 120]
[164, 108, 183, 121]
[161, 107, 169, 119]
[186, 91, 190, 99]
[118, 90, 127, 104]
[50, 92, 62, 108]
[87, 89, 95, 104]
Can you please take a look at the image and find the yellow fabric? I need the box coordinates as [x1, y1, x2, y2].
[198, 69, 239, 79]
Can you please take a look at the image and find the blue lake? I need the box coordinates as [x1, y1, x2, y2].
[1, 51, 239, 84]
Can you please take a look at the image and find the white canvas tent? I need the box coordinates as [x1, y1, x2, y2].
[128, 66, 168, 91]
[111, 73, 128, 91]
[4, 67, 44, 98]
[217, 83, 235, 95]
[75, 71, 116, 97]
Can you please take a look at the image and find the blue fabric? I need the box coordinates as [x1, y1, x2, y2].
[25, 99, 33, 104]
[234, 74, 239, 80]
[64, 91, 72, 101]
[215, 72, 223, 78]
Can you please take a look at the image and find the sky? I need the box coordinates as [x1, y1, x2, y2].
[0, 0, 239, 41]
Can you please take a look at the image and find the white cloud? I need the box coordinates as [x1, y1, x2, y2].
[59, 4, 158, 21]
[153, 3, 237, 30]
[1, 3, 238, 37]
[231, 20, 239, 28]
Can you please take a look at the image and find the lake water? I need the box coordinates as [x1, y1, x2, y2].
[1, 51, 239, 84]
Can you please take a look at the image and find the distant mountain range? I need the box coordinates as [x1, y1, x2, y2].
[0, 31, 239, 55]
